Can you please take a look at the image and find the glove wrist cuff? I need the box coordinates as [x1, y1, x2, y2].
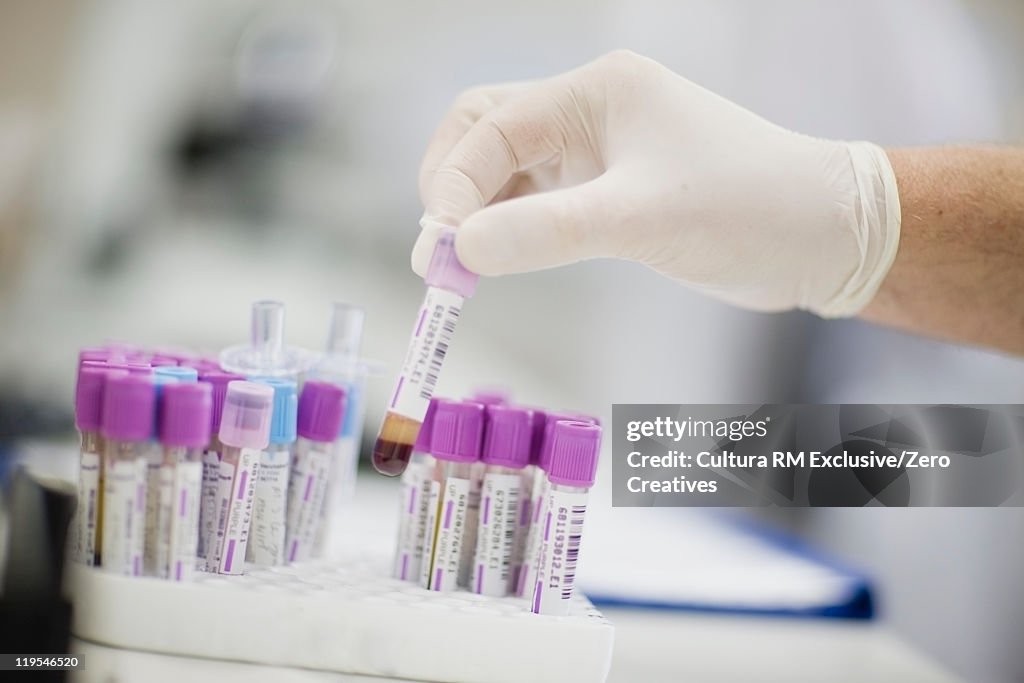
[813, 141, 902, 318]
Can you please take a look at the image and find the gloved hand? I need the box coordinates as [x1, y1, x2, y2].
[412, 50, 900, 317]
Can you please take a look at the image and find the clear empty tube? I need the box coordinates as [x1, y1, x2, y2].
[220, 300, 310, 378]
[372, 229, 478, 477]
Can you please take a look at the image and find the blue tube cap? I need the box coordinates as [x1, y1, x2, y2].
[154, 366, 199, 383]
[254, 377, 298, 444]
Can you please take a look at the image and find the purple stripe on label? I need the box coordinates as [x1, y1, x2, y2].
[407, 486, 416, 514]
[517, 568, 526, 596]
[136, 484, 145, 511]
[482, 496, 491, 526]
[476, 563, 483, 593]
[544, 511, 552, 542]
[532, 496, 542, 523]
[532, 581, 542, 613]
[175, 561, 182, 581]
[443, 500, 453, 529]
[303, 474, 314, 502]
[390, 376, 405, 408]
[414, 307, 427, 337]
[224, 539, 236, 572]
[400, 554, 409, 581]
[236, 470, 248, 500]
[179, 488, 187, 517]
[434, 568, 443, 590]
[133, 556, 141, 576]
[519, 499, 530, 526]
[289, 540, 298, 562]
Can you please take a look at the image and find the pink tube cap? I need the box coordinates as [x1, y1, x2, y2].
[218, 381, 274, 450]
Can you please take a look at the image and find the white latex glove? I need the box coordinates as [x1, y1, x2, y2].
[413, 50, 900, 317]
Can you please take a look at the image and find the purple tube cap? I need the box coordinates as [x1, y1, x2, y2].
[539, 411, 597, 471]
[75, 366, 110, 432]
[413, 397, 441, 452]
[297, 381, 347, 443]
[547, 421, 602, 487]
[430, 399, 484, 463]
[482, 405, 532, 469]
[425, 228, 478, 298]
[101, 372, 155, 442]
[160, 382, 213, 448]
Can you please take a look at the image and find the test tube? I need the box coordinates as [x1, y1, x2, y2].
[220, 300, 309, 378]
[420, 399, 484, 591]
[157, 383, 212, 581]
[145, 366, 194, 574]
[393, 397, 439, 581]
[210, 381, 274, 574]
[100, 372, 154, 575]
[372, 229, 478, 476]
[312, 303, 376, 557]
[73, 366, 109, 565]
[285, 381, 346, 562]
[517, 411, 596, 597]
[247, 378, 298, 566]
[473, 405, 533, 596]
[531, 421, 601, 616]
[197, 371, 242, 564]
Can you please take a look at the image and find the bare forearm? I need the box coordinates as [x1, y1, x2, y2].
[862, 147, 1024, 355]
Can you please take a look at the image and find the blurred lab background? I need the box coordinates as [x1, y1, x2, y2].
[1, 0, 1023, 681]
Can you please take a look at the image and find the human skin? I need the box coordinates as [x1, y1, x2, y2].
[864, 147, 1024, 355]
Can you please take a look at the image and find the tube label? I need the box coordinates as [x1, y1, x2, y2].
[426, 476, 470, 592]
[511, 468, 535, 588]
[517, 475, 550, 596]
[248, 448, 292, 566]
[473, 472, 521, 596]
[389, 286, 463, 421]
[211, 449, 259, 575]
[74, 451, 101, 566]
[458, 462, 485, 587]
[101, 457, 147, 576]
[168, 461, 202, 581]
[532, 488, 588, 616]
[394, 461, 425, 580]
[198, 449, 220, 561]
[285, 445, 331, 563]
[143, 455, 162, 575]
[418, 478, 442, 588]
[314, 435, 359, 557]
[154, 464, 175, 578]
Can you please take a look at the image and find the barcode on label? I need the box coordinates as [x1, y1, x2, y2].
[419, 306, 459, 401]
[561, 504, 586, 599]
[499, 485, 520, 580]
